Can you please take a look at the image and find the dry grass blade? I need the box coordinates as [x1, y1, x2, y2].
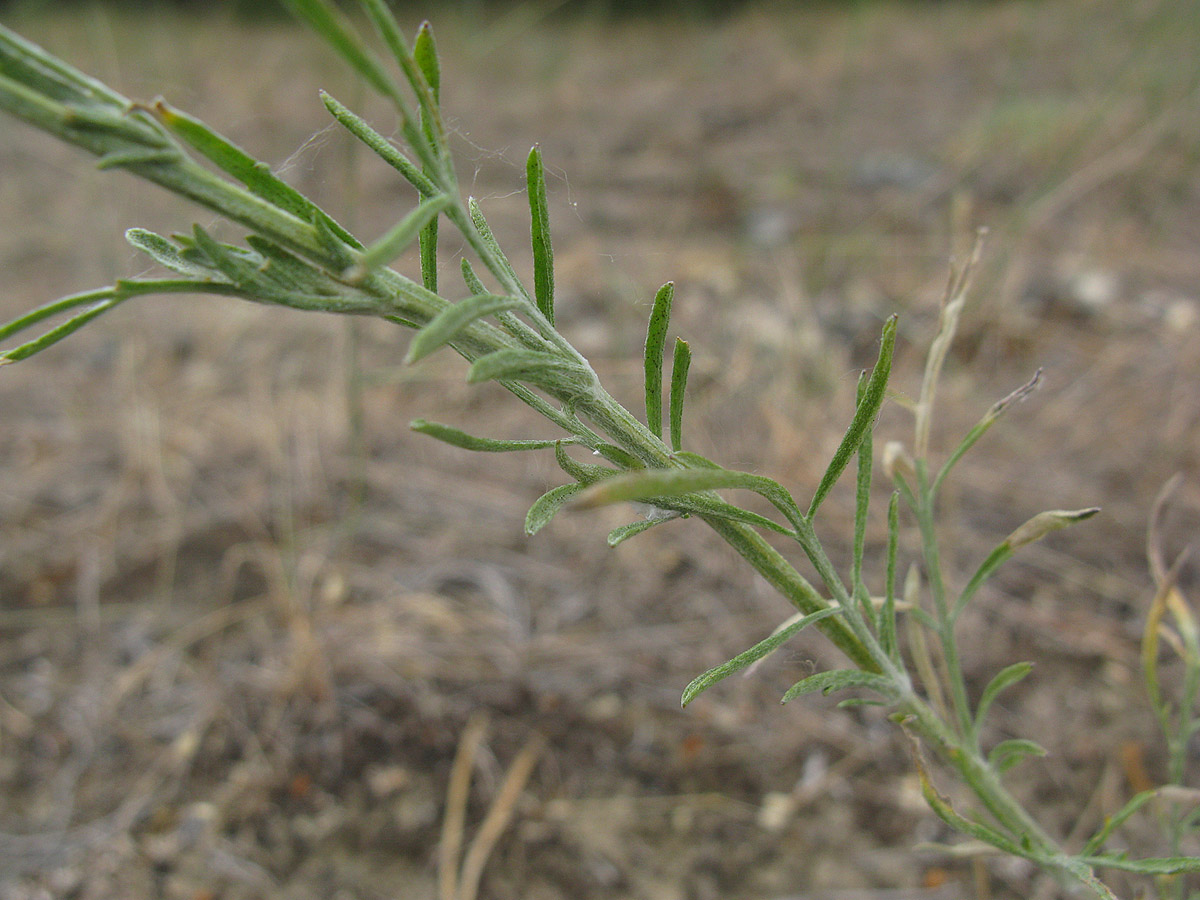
[457, 732, 545, 900]
[439, 712, 489, 900]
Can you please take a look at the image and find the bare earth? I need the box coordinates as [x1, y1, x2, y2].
[1, 2, 1199, 898]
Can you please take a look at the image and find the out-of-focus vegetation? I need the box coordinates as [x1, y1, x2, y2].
[0, 0, 995, 21]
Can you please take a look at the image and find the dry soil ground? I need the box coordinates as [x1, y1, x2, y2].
[1, 1, 1199, 898]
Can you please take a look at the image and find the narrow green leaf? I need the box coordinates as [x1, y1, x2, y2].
[554, 441, 615, 486]
[607, 516, 678, 547]
[782, 669, 895, 703]
[244, 236, 341, 296]
[0, 288, 124, 362]
[955, 508, 1100, 619]
[466, 349, 593, 394]
[419, 220, 438, 294]
[808, 314, 897, 519]
[682, 607, 842, 707]
[975, 662, 1034, 731]
[348, 194, 452, 281]
[1078, 855, 1200, 876]
[321, 91, 438, 197]
[358, 0, 441, 156]
[526, 483, 586, 536]
[933, 369, 1042, 495]
[153, 100, 357, 243]
[669, 338, 691, 452]
[190, 225, 262, 287]
[461, 258, 488, 296]
[413, 22, 441, 103]
[407, 294, 522, 363]
[312, 210, 360, 269]
[126, 228, 216, 279]
[643, 281, 674, 439]
[95, 147, 180, 170]
[674, 450, 719, 469]
[410, 418, 560, 452]
[526, 146, 555, 325]
[1081, 790, 1157, 856]
[593, 443, 645, 470]
[852, 369, 872, 615]
[412, 22, 441, 294]
[576, 467, 798, 528]
[281, 0, 403, 107]
[987, 738, 1047, 774]
[469, 198, 525, 293]
[882, 491, 900, 660]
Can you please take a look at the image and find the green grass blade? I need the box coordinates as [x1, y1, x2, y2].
[410, 419, 560, 452]
[527, 146, 555, 325]
[669, 338, 691, 452]
[406, 293, 523, 363]
[642, 281, 674, 439]
[347, 193, 452, 280]
[682, 607, 842, 707]
[808, 314, 897, 519]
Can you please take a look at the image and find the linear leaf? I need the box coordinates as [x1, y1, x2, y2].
[975, 662, 1034, 731]
[126, 228, 218, 279]
[413, 21, 441, 103]
[321, 91, 437, 197]
[466, 349, 592, 394]
[527, 146, 555, 324]
[607, 516, 679, 547]
[808, 314, 897, 518]
[410, 419, 560, 453]
[468, 198, 525, 297]
[0, 290, 123, 362]
[1081, 790, 1158, 856]
[643, 281, 674, 439]
[281, 0, 403, 106]
[554, 441, 615, 485]
[153, 100, 357, 244]
[349, 193, 452, 280]
[1078, 855, 1200, 875]
[682, 607, 843, 707]
[526, 483, 586, 536]
[669, 338, 691, 452]
[781, 669, 896, 703]
[988, 738, 1047, 774]
[577, 467, 800, 530]
[460, 258, 488, 296]
[407, 294, 523, 363]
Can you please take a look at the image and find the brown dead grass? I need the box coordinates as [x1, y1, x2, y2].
[1, 1, 1199, 898]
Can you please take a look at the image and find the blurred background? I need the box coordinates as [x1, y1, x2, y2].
[1, 1, 1198, 898]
